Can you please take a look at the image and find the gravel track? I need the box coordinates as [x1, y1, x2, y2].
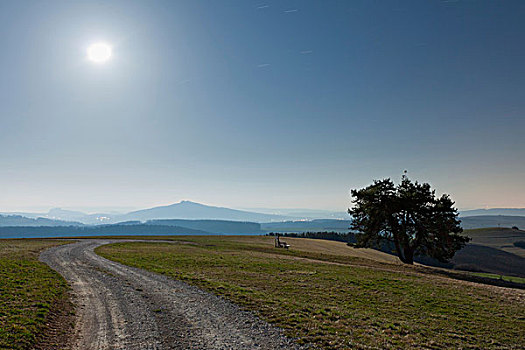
[40, 240, 305, 350]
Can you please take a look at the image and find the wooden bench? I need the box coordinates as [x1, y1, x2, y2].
[275, 236, 290, 249]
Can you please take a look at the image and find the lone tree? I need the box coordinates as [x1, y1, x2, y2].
[348, 176, 469, 264]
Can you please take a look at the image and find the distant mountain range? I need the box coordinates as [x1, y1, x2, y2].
[241, 208, 349, 220]
[1, 201, 295, 225]
[1, 202, 525, 232]
[0, 215, 84, 227]
[117, 201, 290, 223]
[460, 208, 525, 216]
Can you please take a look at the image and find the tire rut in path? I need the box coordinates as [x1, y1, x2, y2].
[40, 240, 304, 350]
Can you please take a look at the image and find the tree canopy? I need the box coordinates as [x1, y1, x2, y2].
[348, 176, 469, 264]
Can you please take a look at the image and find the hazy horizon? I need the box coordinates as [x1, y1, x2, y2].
[2, 1, 524, 212]
[3, 199, 525, 217]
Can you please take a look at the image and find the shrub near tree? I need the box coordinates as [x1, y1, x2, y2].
[348, 175, 469, 264]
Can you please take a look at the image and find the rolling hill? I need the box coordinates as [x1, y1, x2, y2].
[261, 219, 351, 233]
[418, 227, 525, 277]
[450, 243, 525, 277]
[460, 215, 525, 230]
[145, 219, 264, 234]
[0, 224, 208, 239]
[459, 215, 525, 229]
[462, 227, 525, 258]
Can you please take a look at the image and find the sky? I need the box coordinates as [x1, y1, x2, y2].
[1, 0, 524, 213]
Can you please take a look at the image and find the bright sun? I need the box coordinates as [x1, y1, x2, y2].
[87, 42, 112, 63]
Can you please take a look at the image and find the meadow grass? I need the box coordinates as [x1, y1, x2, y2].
[0, 239, 70, 350]
[97, 236, 525, 349]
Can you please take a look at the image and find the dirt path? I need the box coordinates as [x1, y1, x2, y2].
[40, 240, 304, 350]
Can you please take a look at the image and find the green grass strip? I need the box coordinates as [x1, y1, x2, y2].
[0, 240, 70, 350]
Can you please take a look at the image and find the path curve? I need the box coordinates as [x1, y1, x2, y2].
[40, 240, 304, 350]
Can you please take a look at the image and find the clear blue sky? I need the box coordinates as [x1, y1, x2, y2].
[1, 0, 524, 212]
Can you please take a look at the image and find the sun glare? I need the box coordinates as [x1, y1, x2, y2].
[87, 42, 112, 63]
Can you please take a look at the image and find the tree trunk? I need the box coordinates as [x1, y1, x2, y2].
[402, 246, 414, 264]
[393, 237, 414, 264]
[392, 237, 408, 264]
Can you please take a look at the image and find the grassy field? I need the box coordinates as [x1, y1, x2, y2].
[97, 236, 525, 349]
[0, 239, 71, 350]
